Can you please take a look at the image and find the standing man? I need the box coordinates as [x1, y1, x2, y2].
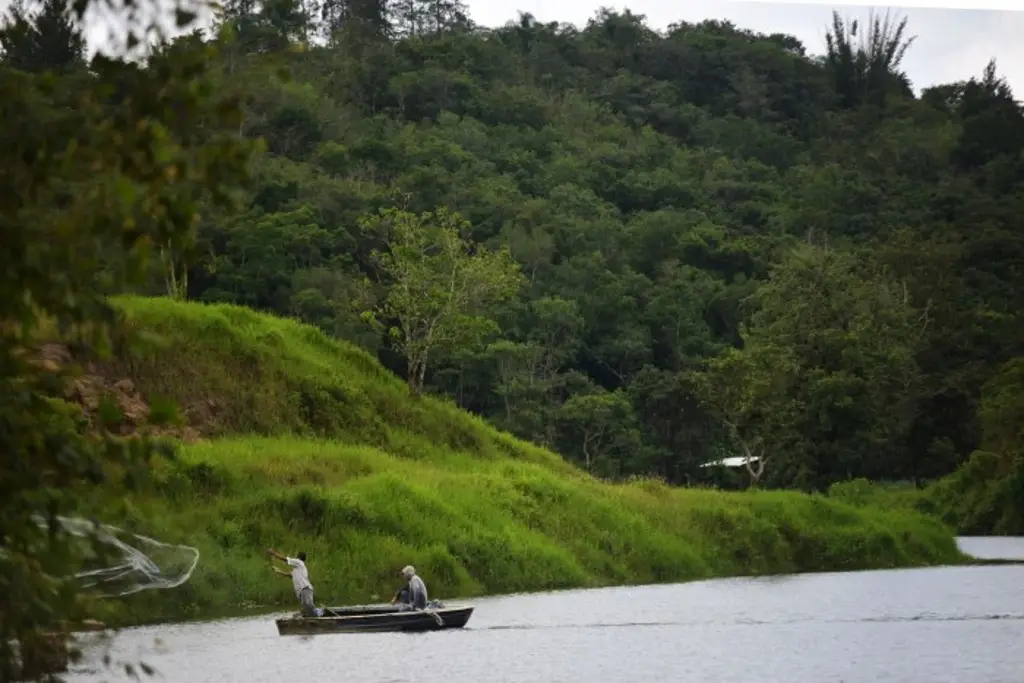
[267, 548, 319, 617]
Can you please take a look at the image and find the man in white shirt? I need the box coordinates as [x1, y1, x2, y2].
[267, 548, 318, 617]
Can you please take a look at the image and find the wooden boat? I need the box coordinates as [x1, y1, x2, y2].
[275, 602, 475, 636]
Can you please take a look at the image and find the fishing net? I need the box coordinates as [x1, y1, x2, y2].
[39, 515, 200, 598]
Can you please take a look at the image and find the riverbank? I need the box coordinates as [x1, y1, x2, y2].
[827, 452, 1024, 537]
[60, 297, 967, 627]
[92, 436, 966, 626]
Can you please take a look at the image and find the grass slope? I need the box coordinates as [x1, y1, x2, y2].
[829, 453, 1024, 536]
[104, 295, 573, 473]
[76, 297, 964, 625]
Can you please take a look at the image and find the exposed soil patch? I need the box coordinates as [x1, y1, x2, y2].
[39, 342, 204, 443]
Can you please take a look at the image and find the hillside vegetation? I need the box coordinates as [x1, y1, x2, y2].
[74, 297, 963, 625]
[69, 2, 1019, 500]
[830, 454, 1024, 537]
[92, 295, 573, 474]
[829, 357, 1024, 535]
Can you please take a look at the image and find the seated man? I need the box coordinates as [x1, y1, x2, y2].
[392, 565, 428, 610]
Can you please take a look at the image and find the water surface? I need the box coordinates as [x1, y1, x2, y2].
[70, 546, 1024, 683]
[957, 535, 1024, 560]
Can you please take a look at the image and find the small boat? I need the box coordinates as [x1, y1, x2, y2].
[275, 602, 475, 636]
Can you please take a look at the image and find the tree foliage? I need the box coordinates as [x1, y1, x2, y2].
[361, 205, 524, 395]
[701, 246, 926, 490]
[0, 0, 86, 73]
[106, 2, 1018, 488]
[824, 8, 915, 109]
[0, 2, 255, 679]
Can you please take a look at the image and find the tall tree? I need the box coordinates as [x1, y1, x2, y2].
[389, 0, 467, 36]
[701, 245, 926, 490]
[321, 0, 390, 40]
[824, 8, 915, 109]
[214, 0, 312, 55]
[950, 60, 1024, 172]
[361, 206, 524, 396]
[0, 0, 86, 73]
[555, 388, 645, 476]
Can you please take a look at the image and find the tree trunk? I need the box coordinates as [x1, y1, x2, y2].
[407, 356, 421, 396]
[163, 248, 188, 300]
[744, 447, 767, 488]
[417, 356, 428, 396]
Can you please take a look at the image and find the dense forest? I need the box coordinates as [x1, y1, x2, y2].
[3, 0, 1022, 493]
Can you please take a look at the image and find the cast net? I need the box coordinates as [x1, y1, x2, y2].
[38, 515, 200, 598]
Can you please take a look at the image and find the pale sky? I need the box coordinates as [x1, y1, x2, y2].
[465, 0, 1024, 96]
[3, 0, 1022, 95]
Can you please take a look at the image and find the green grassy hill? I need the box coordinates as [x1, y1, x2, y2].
[69, 296, 964, 625]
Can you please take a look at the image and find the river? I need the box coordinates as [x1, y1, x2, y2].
[67, 537, 1024, 683]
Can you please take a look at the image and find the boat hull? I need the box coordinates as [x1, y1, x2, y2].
[275, 605, 474, 636]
